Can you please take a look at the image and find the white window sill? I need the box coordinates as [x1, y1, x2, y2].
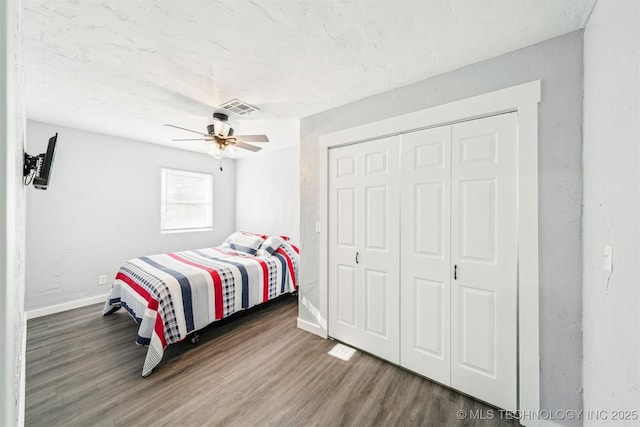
[161, 227, 213, 234]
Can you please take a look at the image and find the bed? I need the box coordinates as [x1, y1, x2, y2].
[103, 232, 299, 376]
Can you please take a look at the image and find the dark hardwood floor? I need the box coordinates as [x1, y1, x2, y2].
[25, 296, 519, 427]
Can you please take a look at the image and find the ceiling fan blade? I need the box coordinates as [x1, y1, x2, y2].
[234, 134, 269, 143]
[234, 141, 262, 152]
[164, 123, 208, 137]
[171, 138, 213, 141]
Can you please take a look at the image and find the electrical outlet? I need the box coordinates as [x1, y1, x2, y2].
[315, 221, 321, 233]
[98, 275, 108, 285]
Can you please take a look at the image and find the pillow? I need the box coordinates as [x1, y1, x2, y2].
[221, 231, 265, 256]
[243, 231, 268, 240]
[256, 236, 285, 257]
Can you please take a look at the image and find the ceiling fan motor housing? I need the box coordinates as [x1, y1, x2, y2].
[213, 112, 229, 122]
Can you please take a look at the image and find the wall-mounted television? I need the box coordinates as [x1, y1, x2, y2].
[24, 133, 58, 190]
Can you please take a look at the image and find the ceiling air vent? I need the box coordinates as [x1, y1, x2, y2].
[219, 98, 259, 116]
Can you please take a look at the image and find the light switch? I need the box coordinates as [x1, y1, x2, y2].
[603, 244, 613, 273]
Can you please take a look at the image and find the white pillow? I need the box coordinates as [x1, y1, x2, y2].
[221, 231, 265, 256]
[256, 236, 285, 257]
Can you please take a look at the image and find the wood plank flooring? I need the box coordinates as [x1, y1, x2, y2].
[26, 296, 519, 427]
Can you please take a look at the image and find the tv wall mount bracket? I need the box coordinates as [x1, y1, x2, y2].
[23, 152, 44, 178]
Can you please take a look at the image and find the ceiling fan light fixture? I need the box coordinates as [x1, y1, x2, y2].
[212, 120, 232, 137]
[208, 143, 224, 159]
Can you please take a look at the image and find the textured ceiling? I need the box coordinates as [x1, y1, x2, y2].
[22, 0, 597, 157]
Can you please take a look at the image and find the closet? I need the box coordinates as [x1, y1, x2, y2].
[328, 113, 518, 411]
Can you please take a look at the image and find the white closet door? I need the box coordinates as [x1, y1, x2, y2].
[450, 113, 518, 410]
[328, 136, 400, 364]
[400, 126, 452, 385]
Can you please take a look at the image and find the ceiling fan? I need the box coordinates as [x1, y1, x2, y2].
[164, 112, 269, 171]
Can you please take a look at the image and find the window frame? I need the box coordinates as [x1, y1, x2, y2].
[160, 167, 214, 233]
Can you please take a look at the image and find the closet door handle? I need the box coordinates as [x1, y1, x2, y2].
[355, 252, 360, 264]
[454, 264, 457, 280]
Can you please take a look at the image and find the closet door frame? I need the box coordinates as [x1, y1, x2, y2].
[316, 81, 541, 421]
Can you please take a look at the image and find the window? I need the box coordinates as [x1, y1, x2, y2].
[161, 168, 213, 232]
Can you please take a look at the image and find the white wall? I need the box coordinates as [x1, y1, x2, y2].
[300, 31, 584, 423]
[1, 0, 27, 425]
[583, 0, 640, 421]
[25, 120, 236, 312]
[235, 146, 300, 243]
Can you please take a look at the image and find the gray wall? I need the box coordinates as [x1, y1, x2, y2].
[1, 0, 27, 424]
[583, 0, 640, 420]
[299, 31, 584, 421]
[236, 145, 300, 243]
[25, 120, 236, 311]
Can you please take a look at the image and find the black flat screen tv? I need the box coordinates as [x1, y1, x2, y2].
[33, 133, 57, 190]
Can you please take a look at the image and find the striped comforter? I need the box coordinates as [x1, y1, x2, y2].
[103, 243, 299, 376]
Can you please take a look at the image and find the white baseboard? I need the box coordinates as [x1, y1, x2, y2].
[26, 293, 109, 320]
[297, 317, 327, 338]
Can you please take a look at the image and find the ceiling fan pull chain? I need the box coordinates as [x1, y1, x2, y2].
[219, 157, 223, 172]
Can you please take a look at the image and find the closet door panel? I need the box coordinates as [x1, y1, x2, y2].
[364, 185, 388, 250]
[363, 268, 389, 337]
[450, 113, 518, 411]
[328, 136, 400, 364]
[414, 182, 445, 257]
[460, 179, 496, 263]
[329, 145, 361, 344]
[400, 126, 452, 385]
[412, 278, 445, 354]
[359, 137, 400, 363]
[336, 188, 356, 247]
[336, 264, 356, 327]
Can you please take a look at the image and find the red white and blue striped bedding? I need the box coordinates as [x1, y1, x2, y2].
[103, 242, 299, 376]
